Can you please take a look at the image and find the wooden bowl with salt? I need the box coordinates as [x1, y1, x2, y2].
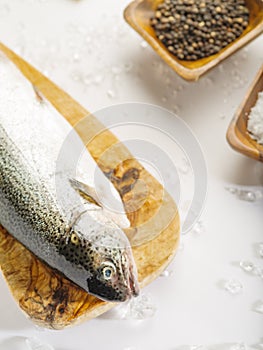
[227, 64, 263, 162]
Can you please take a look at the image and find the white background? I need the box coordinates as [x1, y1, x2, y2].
[0, 0, 262, 349]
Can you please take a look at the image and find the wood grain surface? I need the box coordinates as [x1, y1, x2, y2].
[0, 43, 180, 329]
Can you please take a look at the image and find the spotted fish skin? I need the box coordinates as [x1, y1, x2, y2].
[0, 124, 139, 302]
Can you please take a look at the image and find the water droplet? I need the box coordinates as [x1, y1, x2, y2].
[203, 77, 213, 86]
[162, 96, 167, 103]
[93, 74, 104, 85]
[224, 279, 243, 295]
[107, 89, 116, 99]
[192, 220, 205, 234]
[253, 300, 263, 314]
[124, 62, 133, 72]
[178, 240, 184, 251]
[85, 36, 91, 44]
[72, 52, 80, 62]
[160, 269, 173, 277]
[258, 243, 263, 258]
[0, 3, 10, 18]
[172, 105, 180, 114]
[219, 114, 226, 120]
[165, 77, 171, 86]
[223, 98, 228, 104]
[111, 66, 122, 75]
[177, 84, 184, 91]
[178, 157, 190, 174]
[71, 72, 81, 82]
[25, 337, 54, 350]
[218, 64, 224, 73]
[83, 74, 93, 86]
[140, 41, 148, 49]
[239, 261, 254, 273]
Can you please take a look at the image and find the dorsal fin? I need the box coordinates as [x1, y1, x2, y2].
[69, 178, 102, 208]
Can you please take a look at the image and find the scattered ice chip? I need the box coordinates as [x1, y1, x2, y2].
[225, 187, 263, 202]
[259, 243, 263, 258]
[101, 294, 156, 320]
[230, 343, 247, 350]
[190, 346, 206, 350]
[239, 261, 254, 273]
[254, 341, 263, 350]
[125, 294, 156, 320]
[252, 265, 263, 278]
[224, 279, 243, 295]
[25, 337, 54, 350]
[253, 300, 263, 314]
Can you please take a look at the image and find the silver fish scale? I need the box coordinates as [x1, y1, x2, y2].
[0, 124, 68, 254]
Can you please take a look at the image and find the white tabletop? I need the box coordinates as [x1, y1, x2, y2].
[0, 0, 262, 349]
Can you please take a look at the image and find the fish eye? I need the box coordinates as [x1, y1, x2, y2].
[101, 262, 116, 280]
[71, 233, 79, 245]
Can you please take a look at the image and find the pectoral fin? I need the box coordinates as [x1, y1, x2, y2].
[69, 178, 102, 208]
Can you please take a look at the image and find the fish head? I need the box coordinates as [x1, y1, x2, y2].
[86, 238, 140, 302]
[71, 210, 140, 302]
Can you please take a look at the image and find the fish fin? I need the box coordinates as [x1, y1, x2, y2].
[69, 178, 102, 208]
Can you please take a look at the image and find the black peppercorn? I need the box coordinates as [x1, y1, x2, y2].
[150, 0, 250, 61]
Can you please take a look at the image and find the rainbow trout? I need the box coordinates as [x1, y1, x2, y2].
[0, 124, 139, 302]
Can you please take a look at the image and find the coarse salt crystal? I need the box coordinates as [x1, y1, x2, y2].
[247, 91, 263, 145]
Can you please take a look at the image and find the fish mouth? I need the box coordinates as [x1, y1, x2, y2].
[127, 265, 140, 299]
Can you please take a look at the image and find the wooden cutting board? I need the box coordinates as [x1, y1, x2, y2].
[0, 42, 180, 329]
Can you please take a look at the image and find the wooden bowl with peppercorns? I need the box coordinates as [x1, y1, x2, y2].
[124, 0, 263, 81]
[227, 64, 263, 162]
